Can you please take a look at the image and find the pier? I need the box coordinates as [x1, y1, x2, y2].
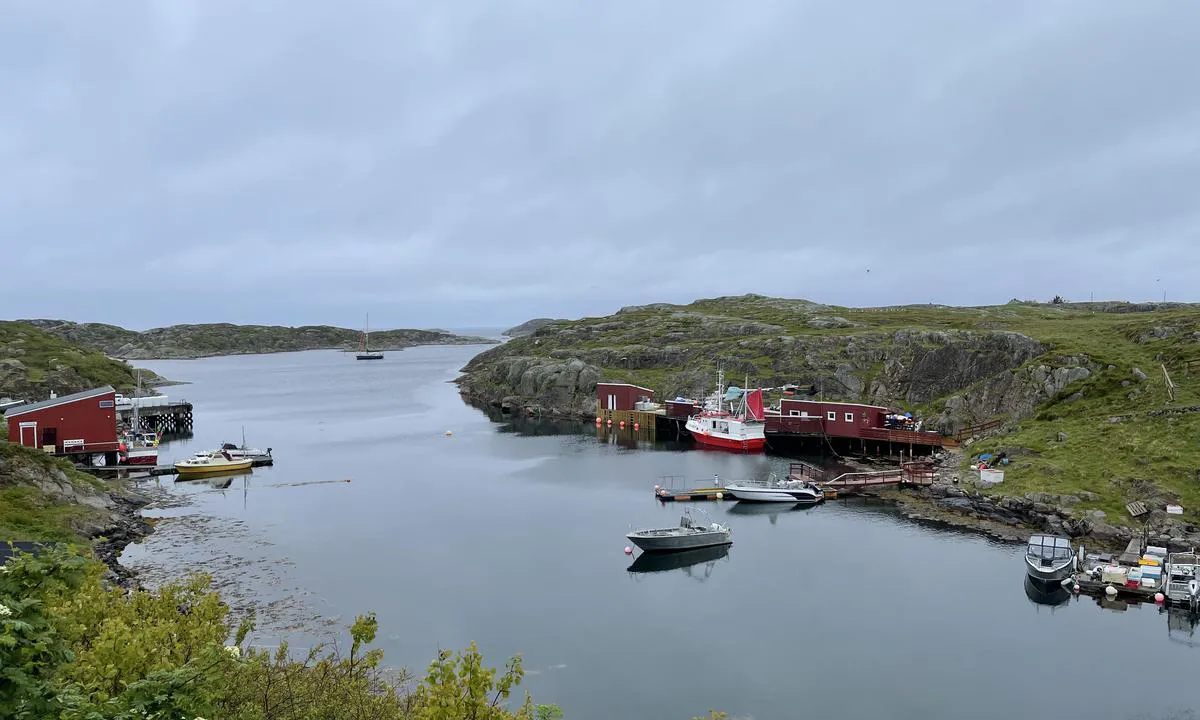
[787, 460, 934, 494]
[119, 399, 194, 434]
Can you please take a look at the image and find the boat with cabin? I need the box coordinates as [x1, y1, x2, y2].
[210, 428, 271, 461]
[684, 370, 766, 453]
[1164, 551, 1200, 610]
[356, 314, 383, 360]
[626, 507, 732, 553]
[724, 474, 824, 504]
[175, 450, 253, 478]
[1024, 534, 1076, 584]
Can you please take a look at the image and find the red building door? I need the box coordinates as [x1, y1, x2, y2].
[18, 422, 37, 448]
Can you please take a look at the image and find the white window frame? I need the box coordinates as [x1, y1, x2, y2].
[826, 411, 837, 421]
[845, 412, 855, 423]
[789, 410, 801, 417]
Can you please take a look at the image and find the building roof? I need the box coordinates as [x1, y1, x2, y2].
[596, 382, 655, 394]
[3, 385, 116, 418]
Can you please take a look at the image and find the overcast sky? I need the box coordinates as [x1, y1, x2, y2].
[3, 1, 1198, 330]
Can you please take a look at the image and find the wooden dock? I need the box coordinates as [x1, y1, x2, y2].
[118, 400, 194, 433]
[655, 486, 729, 502]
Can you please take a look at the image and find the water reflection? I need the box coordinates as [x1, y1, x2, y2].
[627, 545, 730, 581]
[726, 500, 816, 525]
[1024, 576, 1070, 609]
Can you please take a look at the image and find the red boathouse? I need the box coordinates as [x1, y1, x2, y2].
[596, 383, 656, 412]
[4, 386, 121, 461]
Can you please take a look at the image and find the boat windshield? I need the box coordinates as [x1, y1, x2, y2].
[1027, 535, 1072, 561]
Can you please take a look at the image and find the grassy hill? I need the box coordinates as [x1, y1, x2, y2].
[22, 319, 497, 359]
[459, 295, 1200, 526]
[0, 321, 142, 402]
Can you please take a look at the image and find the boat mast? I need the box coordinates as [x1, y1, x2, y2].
[131, 369, 140, 432]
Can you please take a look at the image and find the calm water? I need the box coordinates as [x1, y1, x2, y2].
[122, 346, 1200, 720]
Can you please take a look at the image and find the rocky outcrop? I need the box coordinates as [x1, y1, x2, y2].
[935, 357, 1096, 434]
[459, 311, 1048, 420]
[21, 319, 497, 359]
[503, 318, 559, 337]
[456, 355, 601, 418]
[0, 442, 152, 585]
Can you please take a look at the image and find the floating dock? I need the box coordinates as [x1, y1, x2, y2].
[655, 486, 729, 502]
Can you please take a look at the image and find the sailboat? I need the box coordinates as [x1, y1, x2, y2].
[119, 369, 159, 465]
[356, 314, 384, 360]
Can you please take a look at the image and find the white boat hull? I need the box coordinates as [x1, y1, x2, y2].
[725, 485, 823, 504]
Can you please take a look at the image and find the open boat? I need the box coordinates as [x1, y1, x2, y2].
[1024, 534, 1076, 584]
[175, 450, 253, 478]
[724, 475, 824, 504]
[626, 508, 732, 553]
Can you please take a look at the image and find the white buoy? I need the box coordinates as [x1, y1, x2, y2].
[715, 492, 724, 500]
[1105, 585, 1117, 598]
[623, 546, 633, 555]
[444, 430, 453, 436]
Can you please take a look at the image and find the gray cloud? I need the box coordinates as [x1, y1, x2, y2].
[3, 0, 1198, 329]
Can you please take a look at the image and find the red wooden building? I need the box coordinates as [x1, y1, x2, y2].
[4, 386, 120, 459]
[595, 383, 656, 412]
[766, 397, 944, 449]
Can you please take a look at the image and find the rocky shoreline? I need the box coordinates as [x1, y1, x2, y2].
[855, 450, 1200, 554]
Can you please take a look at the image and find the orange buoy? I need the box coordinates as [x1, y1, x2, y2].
[623, 546, 633, 555]
[595, 417, 602, 424]
[606, 419, 612, 427]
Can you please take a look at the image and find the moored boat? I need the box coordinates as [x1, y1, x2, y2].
[626, 508, 732, 553]
[724, 475, 824, 504]
[684, 370, 766, 453]
[356, 313, 384, 360]
[1024, 534, 1075, 584]
[175, 450, 254, 477]
[1164, 551, 1200, 609]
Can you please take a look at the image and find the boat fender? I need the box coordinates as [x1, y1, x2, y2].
[1189, 579, 1199, 597]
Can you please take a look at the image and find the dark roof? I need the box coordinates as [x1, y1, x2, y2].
[3, 385, 115, 418]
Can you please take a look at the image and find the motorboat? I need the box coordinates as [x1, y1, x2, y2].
[174, 450, 253, 478]
[626, 508, 732, 553]
[212, 441, 271, 461]
[1164, 551, 1200, 610]
[724, 475, 824, 504]
[1024, 534, 1076, 584]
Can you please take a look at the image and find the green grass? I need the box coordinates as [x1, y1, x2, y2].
[0, 442, 114, 542]
[0, 486, 100, 543]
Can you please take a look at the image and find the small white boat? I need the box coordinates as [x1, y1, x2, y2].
[626, 508, 732, 553]
[212, 441, 271, 461]
[1025, 534, 1076, 584]
[1164, 551, 1200, 609]
[724, 475, 824, 504]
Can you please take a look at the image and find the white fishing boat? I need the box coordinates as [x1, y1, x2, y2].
[684, 370, 766, 453]
[626, 507, 732, 553]
[1024, 534, 1076, 584]
[724, 475, 824, 504]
